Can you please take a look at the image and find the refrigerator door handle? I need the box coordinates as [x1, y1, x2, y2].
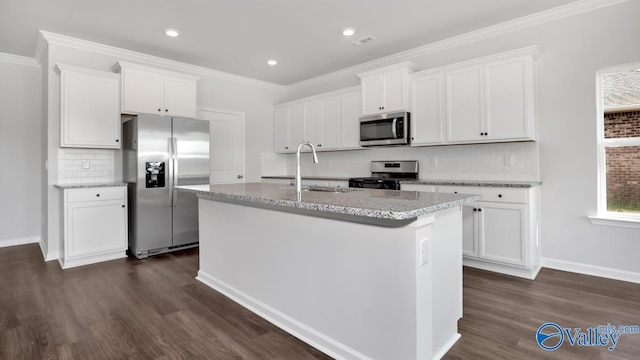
[168, 137, 174, 207]
[172, 137, 179, 207]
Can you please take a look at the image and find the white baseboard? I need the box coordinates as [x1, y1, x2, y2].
[196, 270, 372, 360]
[542, 257, 640, 284]
[38, 239, 60, 262]
[0, 236, 39, 248]
[433, 333, 461, 360]
[463, 258, 541, 280]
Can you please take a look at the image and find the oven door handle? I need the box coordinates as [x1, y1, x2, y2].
[391, 118, 398, 139]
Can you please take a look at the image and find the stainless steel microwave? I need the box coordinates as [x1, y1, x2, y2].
[359, 111, 410, 147]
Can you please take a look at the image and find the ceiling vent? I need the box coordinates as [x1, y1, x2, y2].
[352, 35, 377, 46]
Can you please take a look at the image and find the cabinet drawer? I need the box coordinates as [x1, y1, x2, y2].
[437, 186, 527, 204]
[66, 186, 126, 203]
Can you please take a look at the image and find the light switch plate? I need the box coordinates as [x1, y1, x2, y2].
[82, 160, 91, 169]
[420, 238, 429, 266]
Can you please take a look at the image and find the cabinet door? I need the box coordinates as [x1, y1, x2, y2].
[121, 67, 164, 115]
[303, 100, 322, 148]
[446, 66, 484, 143]
[478, 202, 527, 266]
[411, 74, 445, 145]
[274, 107, 291, 153]
[382, 70, 405, 112]
[340, 91, 361, 149]
[163, 75, 198, 118]
[320, 96, 340, 150]
[485, 57, 532, 141]
[289, 104, 304, 149]
[361, 76, 383, 115]
[65, 200, 127, 259]
[462, 205, 478, 257]
[60, 68, 121, 149]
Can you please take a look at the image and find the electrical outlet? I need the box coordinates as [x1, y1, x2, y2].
[420, 238, 429, 266]
[503, 154, 514, 167]
[82, 160, 91, 169]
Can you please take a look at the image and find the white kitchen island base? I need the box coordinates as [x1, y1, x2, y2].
[195, 198, 463, 360]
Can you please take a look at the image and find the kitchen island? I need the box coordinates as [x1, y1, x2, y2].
[177, 183, 479, 360]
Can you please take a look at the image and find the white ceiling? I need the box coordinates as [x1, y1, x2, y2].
[0, 0, 579, 85]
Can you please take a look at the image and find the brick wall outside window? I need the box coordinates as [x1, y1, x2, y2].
[604, 111, 640, 209]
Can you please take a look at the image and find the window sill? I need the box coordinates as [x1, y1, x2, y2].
[588, 215, 640, 229]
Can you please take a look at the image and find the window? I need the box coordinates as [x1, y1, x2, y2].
[591, 64, 640, 228]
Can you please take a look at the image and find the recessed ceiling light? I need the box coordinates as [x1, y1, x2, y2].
[342, 28, 356, 37]
[267, 59, 278, 66]
[165, 28, 180, 37]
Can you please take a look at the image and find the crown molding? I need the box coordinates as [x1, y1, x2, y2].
[39, 31, 286, 93]
[0, 52, 40, 68]
[286, 0, 627, 92]
[35, 31, 49, 67]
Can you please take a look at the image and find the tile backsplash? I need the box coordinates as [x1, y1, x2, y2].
[57, 148, 115, 184]
[284, 142, 540, 181]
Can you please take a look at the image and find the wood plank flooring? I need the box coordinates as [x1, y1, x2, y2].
[1, 244, 639, 359]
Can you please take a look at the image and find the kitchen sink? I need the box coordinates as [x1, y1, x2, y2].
[283, 185, 361, 194]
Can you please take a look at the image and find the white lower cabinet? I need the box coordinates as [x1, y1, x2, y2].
[401, 183, 541, 279]
[60, 186, 128, 269]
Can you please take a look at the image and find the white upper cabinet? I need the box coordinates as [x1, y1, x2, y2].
[410, 73, 445, 145]
[446, 66, 485, 143]
[274, 104, 303, 153]
[340, 90, 362, 149]
[274, 87, 362, 153]
[410, 47, 538, 147]
[484, 56, 535, 141]
[114, 62, 199, 118]
[56, 64, 121, 149]
[358, 62, 420, 116]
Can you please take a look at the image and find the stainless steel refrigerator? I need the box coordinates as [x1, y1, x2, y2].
[122, 113, 210, 258]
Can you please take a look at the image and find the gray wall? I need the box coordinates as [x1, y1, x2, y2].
[0, 60, 41, 245]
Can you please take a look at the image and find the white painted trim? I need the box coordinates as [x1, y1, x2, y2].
[542, 257, 640, 284]
[287, 0, 627, 91]
[463, 259, 541, 280]
[432, 334, 461, 360]
[0, 236, 39, 248]
[0, 52, 40, 68]
[39, 31, 286, 93]
[604, 104, 640, 113]
[39, 239, 60, 262]
[196, 270, 373, 360]
[588, 215, 640, 229]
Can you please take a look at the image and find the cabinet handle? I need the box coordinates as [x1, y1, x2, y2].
[158, 108, 161, 112]
[318, 144, 322, 147]
[115, 139, 119, 143]
[478, 208, 482, 212]
[498, 194, 502, 198]
[454, 191, 458, 194]
[165, 109, 169, 112]
[96, 193, 100, 197]
[473, 208, 477, 212]
[285, 146, 289, 150]
[122, 205, 125, 208]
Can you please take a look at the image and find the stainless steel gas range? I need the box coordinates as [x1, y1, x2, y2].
[348, 160, 419, 190]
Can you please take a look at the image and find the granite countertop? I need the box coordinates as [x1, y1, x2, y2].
[54, 182, 127, 190]
[261, 175, 350, 182]
[402, 179, 542, 188]
[176, 182, 479, 221]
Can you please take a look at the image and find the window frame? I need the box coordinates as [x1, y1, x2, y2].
[590, 63, 640, 229]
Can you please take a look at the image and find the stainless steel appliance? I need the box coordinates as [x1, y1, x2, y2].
[122, 113, 210, 258]
[359, 111, 410, 147]
[348, 160, 419, 190]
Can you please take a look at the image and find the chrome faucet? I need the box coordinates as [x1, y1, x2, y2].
[295, 141, 319, 202]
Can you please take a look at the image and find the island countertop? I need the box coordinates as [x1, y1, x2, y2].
[176, 182, 479, 221]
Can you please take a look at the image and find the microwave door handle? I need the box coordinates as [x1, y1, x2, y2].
[391, 118, 398, 139]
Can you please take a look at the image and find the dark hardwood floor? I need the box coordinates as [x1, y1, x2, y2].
[1, 244, 639, 360]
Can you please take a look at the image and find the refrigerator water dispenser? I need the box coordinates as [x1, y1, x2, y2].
[145, 162, 165, 188]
